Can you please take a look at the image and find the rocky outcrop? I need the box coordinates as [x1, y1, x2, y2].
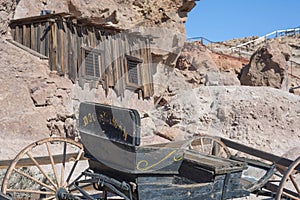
[239, 40, 291, 89]
[14, 0, 195, 31]
[174, 41, 245, 87]
[0, 0, 16, 35]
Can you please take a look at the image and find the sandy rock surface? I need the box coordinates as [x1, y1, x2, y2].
[0, 39, 75, 160]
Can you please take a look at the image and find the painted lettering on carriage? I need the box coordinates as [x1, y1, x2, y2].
[83, 113, 96, 127]
[82, 111, 128, 142]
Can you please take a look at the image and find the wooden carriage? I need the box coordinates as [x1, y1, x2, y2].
[0, 102, 299, 199]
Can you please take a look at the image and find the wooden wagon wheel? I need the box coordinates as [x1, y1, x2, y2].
[275, 156, 300, 200]
[188, 135, 231, 158]
[1, 137, 88, 200]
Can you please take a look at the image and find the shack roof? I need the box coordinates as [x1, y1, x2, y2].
[10, 12, 124, 32]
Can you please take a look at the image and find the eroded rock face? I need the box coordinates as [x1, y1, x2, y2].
[0, 39, 77, 159]
[240, 40, 291, 89]
[0, 0, 16, 35]
[174, 41, 244, 87]
[14, 0, 195, 31]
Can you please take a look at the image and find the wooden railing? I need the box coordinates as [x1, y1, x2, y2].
[229, 27, 300, 51]
[187, 27, 300, 55]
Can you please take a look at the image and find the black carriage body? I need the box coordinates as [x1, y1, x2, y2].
[79, 102, 184, 177]
[78, 102, 249, 199]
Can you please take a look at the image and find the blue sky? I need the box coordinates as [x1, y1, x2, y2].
[185, 0, 300, 42]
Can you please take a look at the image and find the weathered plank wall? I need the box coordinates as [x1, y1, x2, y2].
[10, 14, 153, 98]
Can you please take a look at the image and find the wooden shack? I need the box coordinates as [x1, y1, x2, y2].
[9, 13, 154, 99]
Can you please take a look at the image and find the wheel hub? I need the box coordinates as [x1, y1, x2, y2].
[56, 188, 68, 200]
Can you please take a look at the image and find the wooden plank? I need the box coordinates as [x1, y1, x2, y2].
[40, 23, 46, 55]
[142, 40, 153, 98]
[22, 24, 27, 46]
[45, 21, 49, 57]
[30, 24, 35, 50]
[25, 24, 31, 47]
[63, 21, 68, 75]
[81, 26, 88, 47]
[87, 27, 92, 47]
[95, 28, 101, 46]
[57, 20, 64, 75]
[11, 26, 16, 41]
[6, 39, 48, 59]
[67, 21, 77, 82]
[107, 37, 114, 87]
[19, 25, 23, 44]
[221, 138, 300, 171]
[99, 31, 105, 82]
[72, 24, 78, 81]
[67, 22, 72, 80]
[36, 23, 41, 53]
[77, 25, 83, 76]
[112, 35, 119, 90]
[15, 25, 19, 43]
[118, 34, 125, 96]
[81, 47, 86, 78]
[0, 153, 86, 169]
[92, 27, 97, 48]
[140, 42, 148, 98]
[49, 21, 58, 71]
[147, 38, 154, 96]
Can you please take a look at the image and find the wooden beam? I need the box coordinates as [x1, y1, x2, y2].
[0, 153, 86, 169]
[221, 138, 300, 171]
[6, 39, 48, 60]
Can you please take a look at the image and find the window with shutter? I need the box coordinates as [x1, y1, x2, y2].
[125, 55, 143, 89]
[84, 49, 101, 79]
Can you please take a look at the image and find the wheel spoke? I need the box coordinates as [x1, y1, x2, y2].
[290, 174, 300, 195]
[282, 190, 299, 199]
[43, 196, 56, 200]
[200, 137, 204, 152]
[45, 142, 60, 188]
[61, 141, 67, 187]
[13, 168, 56, 192]
[211, 140, 215, 155]
[66, 149, 84, 184]
[7, 188, 55, 195]
[26, 152, 57, 189]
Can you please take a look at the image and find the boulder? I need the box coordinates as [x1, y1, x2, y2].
[240, 40, 291, 90]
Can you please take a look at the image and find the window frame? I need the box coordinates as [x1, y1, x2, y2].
[82, 46, 103, 81]
[125, 54, 143, 90]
